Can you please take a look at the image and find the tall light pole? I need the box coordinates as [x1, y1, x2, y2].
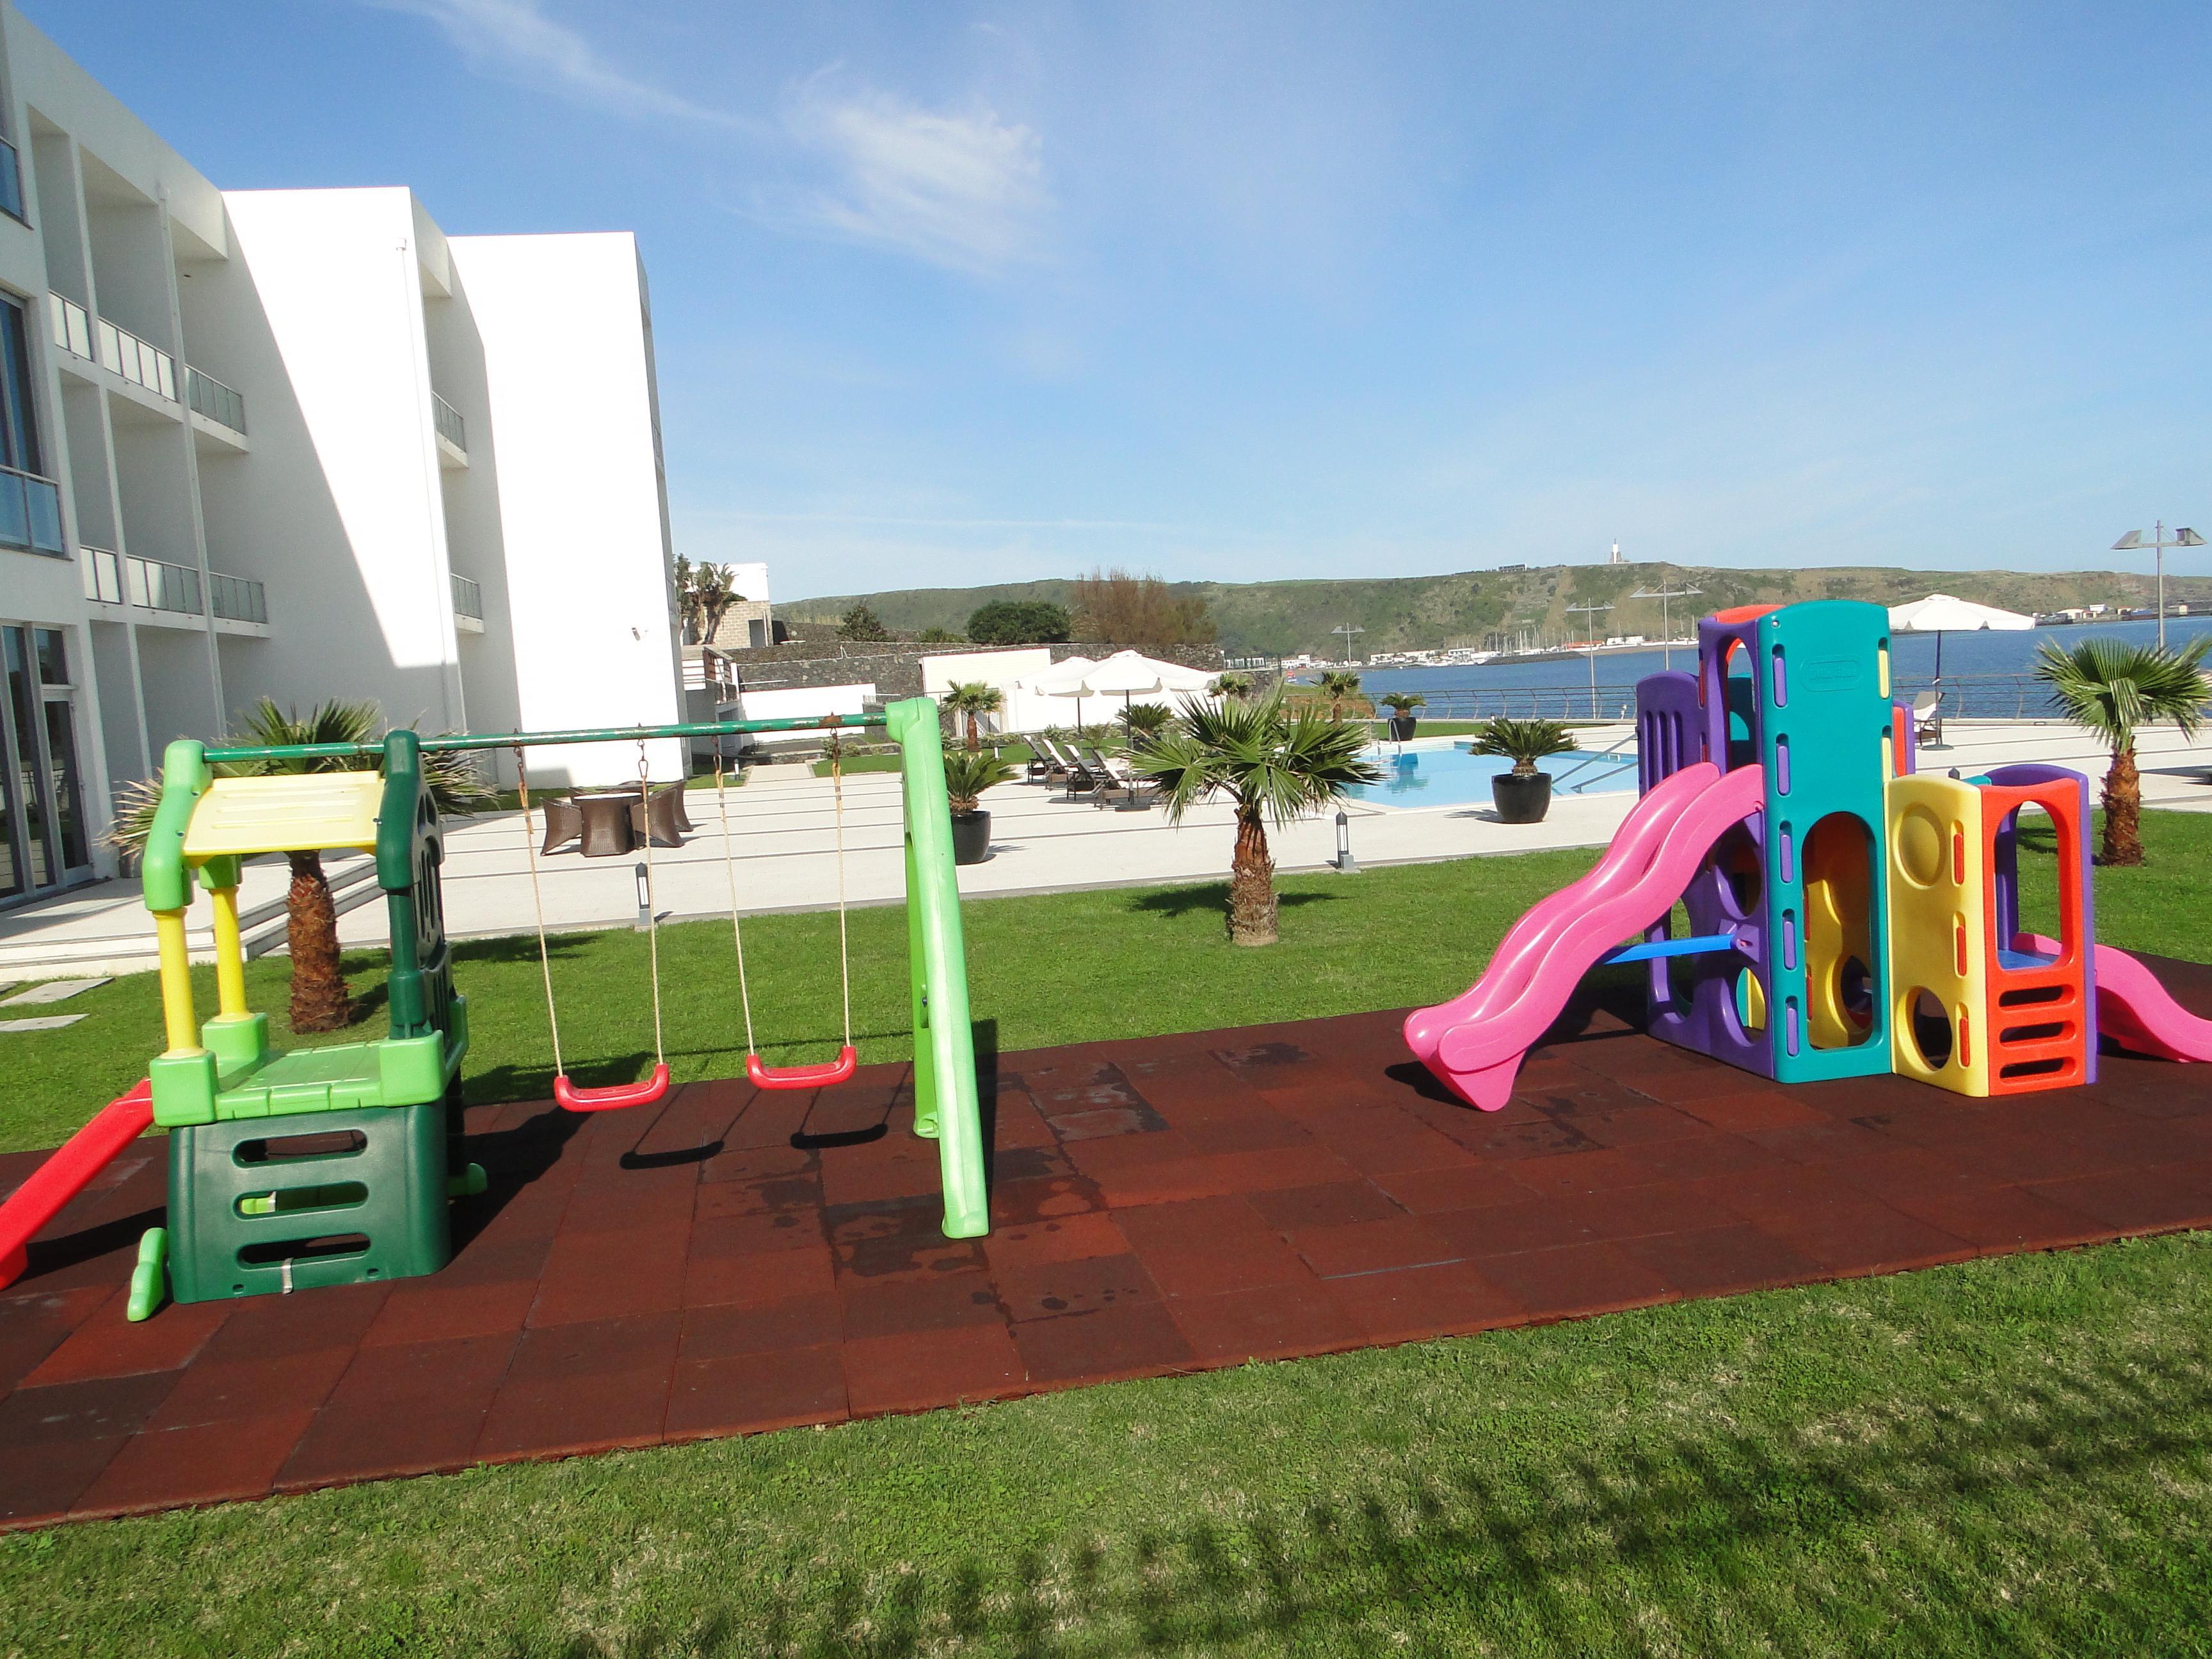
[1630, 580, 1703, 670]
[1331, 622, 1365, 663]
[1566, 600, 1612, 719]
[2114, 522, 2205, 648]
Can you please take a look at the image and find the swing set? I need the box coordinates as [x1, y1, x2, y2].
[489, 698, 987, 1237]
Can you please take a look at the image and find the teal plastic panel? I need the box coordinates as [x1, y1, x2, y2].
[1755, 601, 1894, 1084]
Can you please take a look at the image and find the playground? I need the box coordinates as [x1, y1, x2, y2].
[4, 604, 2212, 1651]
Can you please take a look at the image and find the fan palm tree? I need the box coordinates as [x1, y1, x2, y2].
[940, 682, 1005, 751]
[1316, 670, 1363, 722]
[2035, 636, 2211, 865]
[108, 700, 494, 1032]
[1118, 701, 1175, 748]
[1139, 688, 1382, 945]
[1210, 671, 1255, 701]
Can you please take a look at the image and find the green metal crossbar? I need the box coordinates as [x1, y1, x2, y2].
[203, 714, 888, 765]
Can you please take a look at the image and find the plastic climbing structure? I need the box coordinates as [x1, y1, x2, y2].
[1407, 598, 2212, 1107]
[0, 698, 987, 1323]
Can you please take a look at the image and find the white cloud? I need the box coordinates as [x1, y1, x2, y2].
[781, 77, 1052, 275]
[370, 0, 742, 129]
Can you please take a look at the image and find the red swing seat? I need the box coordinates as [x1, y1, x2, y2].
[746, 1046, 858, 1091]
[555, 1062, 671, 1114]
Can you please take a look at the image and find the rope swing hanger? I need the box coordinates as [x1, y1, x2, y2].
[517, 739, 672, 1114]
[717, 732, 857, 1091]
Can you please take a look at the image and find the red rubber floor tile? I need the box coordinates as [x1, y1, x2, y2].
[995, 1253, 1162, 1322]
[326, 1331, 519, 1413]
[1168, 1276, 1365, 1365]
[981, 1210, 1129, 1271]
[680, 1294, 842, 1361]
[683, 1244, 837, 1311]
[1329, 1260, 1527, 1346]
[22, 1294, 228, 1386]
[840, 1271, 1004, 1342]
[1011, 1302, 1196, 1387]
[74, 1408, 314, 1518]
[843, 1324, 1029, 1415]
[1474, 1242, 1676, 1322]
[1749, 1198, 1978, 1277]
[359, 1278, 538, 1349]
[664, 1345, 847, 1441]
[1620, 1224, 1825, 1297]
[1291, 1215, 1463, 1279]
[1246, 1180, 1402, 1232]
[146, 1348, 351, 1431]
[278, 1397, 490, 1491]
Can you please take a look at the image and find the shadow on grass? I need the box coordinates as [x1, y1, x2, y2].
[1126, 885, 1347, 921]
[518, 1335, 2212, 1657]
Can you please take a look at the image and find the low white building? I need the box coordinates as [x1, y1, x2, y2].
[0, 4, 682, 910]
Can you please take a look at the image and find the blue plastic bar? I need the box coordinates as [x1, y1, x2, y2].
[1598, 933, 1738, 966]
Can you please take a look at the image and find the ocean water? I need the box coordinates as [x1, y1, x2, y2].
[1347, 615, 2212, 721]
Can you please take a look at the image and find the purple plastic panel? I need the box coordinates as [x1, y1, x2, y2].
[1635, 671, 1703, 796]
[1697, 613, 1768, 774]
[1771, 645, 1788, 707]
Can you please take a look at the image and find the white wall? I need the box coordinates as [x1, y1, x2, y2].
[735, 682, 873, 723]
[218, 188, 465, 733]
[447, 232, 681, 787]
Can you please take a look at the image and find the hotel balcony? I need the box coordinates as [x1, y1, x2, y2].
[0, 463, 65, 557]
[51, 293, 248, 449]
[0, 133, 24, 225]
[433, 391, 468, 469]
[81, 545, 269, 636]
[451, 571, 484, 633]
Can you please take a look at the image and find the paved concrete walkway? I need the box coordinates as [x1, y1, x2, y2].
[6, 719, 2209, 977]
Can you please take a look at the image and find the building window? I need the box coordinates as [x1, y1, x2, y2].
[0, 294, 41, 476]
[1, 623, 90, 898]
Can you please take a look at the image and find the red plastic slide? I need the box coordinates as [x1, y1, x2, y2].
[2023, 936, 2212, 1062]
[1406, 762, 1767, 1110]
[0, 1078, 153, 1290]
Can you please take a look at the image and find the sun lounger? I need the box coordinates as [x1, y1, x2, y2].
[1081, 745, 1157, 810]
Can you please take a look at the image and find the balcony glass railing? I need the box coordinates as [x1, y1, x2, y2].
[433, 392, 467, 453]
[48, 292, 176, 401]
[0, 134, 24, 224]
[126, 554, 201, 616]
[209, 570, 268, 625]
[450, 572, 484, 620]
[80, 546, 122, 604]
[0, 464, 65, 557]
[186, 365, 246, 435]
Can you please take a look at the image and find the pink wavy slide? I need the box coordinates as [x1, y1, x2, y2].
[1405, 761, 1765, 1110]
[2022, 934, 2212, 1062]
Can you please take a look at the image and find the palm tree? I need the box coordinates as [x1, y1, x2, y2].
[1210, 671, 1256, 701]
[1139, 688, 1382, 946]
[108, 700, 493, 1032]
[673, 558, 742, 645]
[2035, 636, 2211, 865]
[1316, 670, 1363, 722]
[940, 682, 1005, 751]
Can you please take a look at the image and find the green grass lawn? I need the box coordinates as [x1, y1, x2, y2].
[4, 811, 2211, 1655]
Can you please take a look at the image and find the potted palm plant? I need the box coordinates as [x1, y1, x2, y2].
[2035, 635, 2211, 865]
[1472, 717, 1576, 824]
[1138, 688, 1382, 945]
[1118, 701, 1175, 749]
[943, 748, 1017, 864]
[1380, 691, 1425, 741]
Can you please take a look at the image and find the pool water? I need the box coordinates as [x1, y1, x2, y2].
[1344, 743, 1640, 808]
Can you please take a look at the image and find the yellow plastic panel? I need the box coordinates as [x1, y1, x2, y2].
[181, 773, 382, 860]
[1884, 774, 1990, 1097]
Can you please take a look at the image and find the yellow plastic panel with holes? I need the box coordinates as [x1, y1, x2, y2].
[1884, 774, 1990, 1097]
[180, 773, 383, 862]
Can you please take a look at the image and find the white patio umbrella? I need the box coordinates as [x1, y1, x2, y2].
[1886, 593, 2033, 685]
[1075, 650, 1219, 719]
[1024, 655, 1100, 728]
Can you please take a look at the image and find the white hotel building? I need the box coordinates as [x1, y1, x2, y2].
[0, 4, 685, 911]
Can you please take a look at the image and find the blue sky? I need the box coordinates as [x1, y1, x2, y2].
[37, 2, 2212, 598]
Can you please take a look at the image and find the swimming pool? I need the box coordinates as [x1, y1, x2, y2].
[1344, 742, 1641, 808]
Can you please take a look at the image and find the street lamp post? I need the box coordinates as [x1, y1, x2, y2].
[2113, 522, 2205, 648]
[1630, 580, 1703, 670]
[1331, 622, 1365, 664]
[1566, 600, 1613, 719]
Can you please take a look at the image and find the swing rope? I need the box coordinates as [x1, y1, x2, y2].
[514, 745, 565, 1078]
[721, 728, 859, 1091]
[517, 739, 671, 1113]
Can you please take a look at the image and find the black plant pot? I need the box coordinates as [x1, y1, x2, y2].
[1388, 716, 1418, 741]
[950, 810, 993, 865]
[1490, 771, 1552, 824]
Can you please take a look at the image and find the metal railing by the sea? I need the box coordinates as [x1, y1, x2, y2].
[1361, 671, 2071, 725]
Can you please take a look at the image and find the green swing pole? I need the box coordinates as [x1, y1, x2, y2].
[886, 696, 988, 1239]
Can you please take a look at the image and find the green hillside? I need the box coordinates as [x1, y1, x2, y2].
[785, 565, 2212, 658]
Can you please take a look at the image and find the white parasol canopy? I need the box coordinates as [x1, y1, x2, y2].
[1886, 593, 2033, 682]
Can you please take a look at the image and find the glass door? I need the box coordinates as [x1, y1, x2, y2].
[0, 622, 92, 900]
